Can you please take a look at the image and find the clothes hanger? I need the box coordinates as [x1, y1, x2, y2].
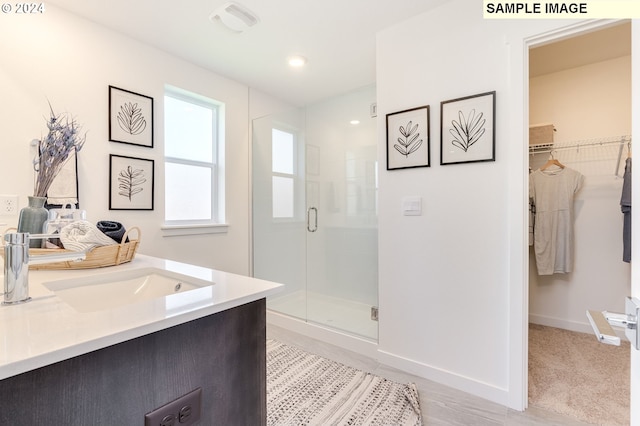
[540, 151, 565, 171]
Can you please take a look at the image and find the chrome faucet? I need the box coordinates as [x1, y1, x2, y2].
[3, 232, 86, 305]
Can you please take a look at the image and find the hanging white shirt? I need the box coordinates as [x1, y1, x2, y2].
[529, 166, 584, 275]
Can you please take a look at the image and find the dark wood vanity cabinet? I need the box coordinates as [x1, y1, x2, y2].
[0, 299, 266, 425]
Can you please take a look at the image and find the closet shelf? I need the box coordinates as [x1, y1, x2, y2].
[529, 135, 632, 178]
[529, 135, 631, 154]
[529, 142, 554, 152]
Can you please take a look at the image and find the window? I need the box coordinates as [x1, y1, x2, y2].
[163, 86, 225, 234]
[272, 128, 295, 219]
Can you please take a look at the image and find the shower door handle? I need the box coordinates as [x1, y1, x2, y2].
[307, 207, 317, 232]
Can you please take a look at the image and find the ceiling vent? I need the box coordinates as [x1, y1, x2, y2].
[210, 2, 260, 33]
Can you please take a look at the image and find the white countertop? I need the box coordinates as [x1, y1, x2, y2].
[0, 254, 283, 380]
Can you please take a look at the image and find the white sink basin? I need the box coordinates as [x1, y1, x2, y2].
[42, 267, 214, 313]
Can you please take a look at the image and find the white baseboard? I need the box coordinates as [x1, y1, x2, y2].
[529, 313, 593, 334]
[376, 349, 510, 407]
[529, 313, 627, 338]
[268, 309, 510, 407]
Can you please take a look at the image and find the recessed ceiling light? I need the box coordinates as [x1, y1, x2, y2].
[288, 55, 307, 67]
[350, 120, 360, 125]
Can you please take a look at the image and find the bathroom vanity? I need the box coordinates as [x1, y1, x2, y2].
[0, 254, 283, 425]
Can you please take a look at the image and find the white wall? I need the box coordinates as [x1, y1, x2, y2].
[529, 55, 631, 333]
[0, 6, 291, 275]
[375, 0, 599, 408]
[530, 56, 631, 142]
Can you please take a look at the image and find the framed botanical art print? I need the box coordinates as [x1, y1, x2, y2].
[386, 105, 430, 170]
[440, 91, 495, 165]
[109, 154, 154, 210]
[109, 86, 154, 148]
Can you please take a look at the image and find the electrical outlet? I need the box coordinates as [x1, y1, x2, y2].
[0, 195, 19, 215]
[145, 388, 202, 426]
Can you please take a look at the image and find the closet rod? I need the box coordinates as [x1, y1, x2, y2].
[529, 135, 631, 154]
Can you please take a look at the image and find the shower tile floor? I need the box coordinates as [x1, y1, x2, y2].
[267, 290, 378, 340]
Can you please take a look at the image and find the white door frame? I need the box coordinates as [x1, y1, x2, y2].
[629, 19, 639, 426]
[512, 18, 631, 412]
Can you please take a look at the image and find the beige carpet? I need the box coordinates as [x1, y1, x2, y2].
[528, 324, 630, 425]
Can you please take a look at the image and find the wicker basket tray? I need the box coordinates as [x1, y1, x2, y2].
[29, 227, 141, 270]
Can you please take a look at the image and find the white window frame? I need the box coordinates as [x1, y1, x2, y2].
[162, 86, 227, 236]
[271, 126, 303, 223]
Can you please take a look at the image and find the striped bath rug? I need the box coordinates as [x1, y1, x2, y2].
[267, 339, 422, 425]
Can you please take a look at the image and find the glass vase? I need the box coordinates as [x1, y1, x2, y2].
[17, 196, 48, 248]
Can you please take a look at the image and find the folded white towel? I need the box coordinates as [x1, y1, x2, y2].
[59, 220, 118, 252]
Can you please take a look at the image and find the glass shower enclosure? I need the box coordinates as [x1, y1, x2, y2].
[252, 86, 378, 340]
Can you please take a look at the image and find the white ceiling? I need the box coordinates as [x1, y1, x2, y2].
[47, 0, 451, 106]
[529, 21, 631, 77]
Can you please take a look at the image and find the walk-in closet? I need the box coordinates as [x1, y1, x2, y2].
[527, 22, 631, 425]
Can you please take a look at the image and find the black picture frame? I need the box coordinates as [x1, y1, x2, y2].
[45, 148, 79, 209]
[109, 154, 154, 210]
[386, 105, 430, 170]
[109, 86, 154, 148]
[440, 91, 495, 165]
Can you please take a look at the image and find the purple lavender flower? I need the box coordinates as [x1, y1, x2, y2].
[33, 103, 86, 197]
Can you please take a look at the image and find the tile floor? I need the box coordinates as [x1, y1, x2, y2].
[267, 324, 591, 425]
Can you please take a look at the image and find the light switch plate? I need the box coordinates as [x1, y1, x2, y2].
[402, 197, 422, 216]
